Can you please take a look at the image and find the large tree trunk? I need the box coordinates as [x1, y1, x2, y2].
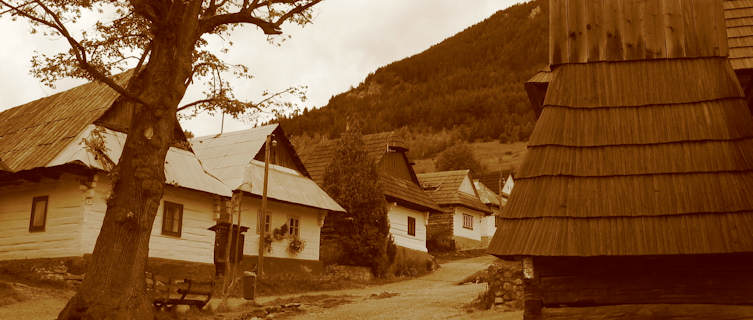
[58, 4, 201, 319]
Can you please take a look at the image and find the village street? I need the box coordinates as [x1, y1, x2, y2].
[256, 255, 522, 320]
[0, 255, 521, 320]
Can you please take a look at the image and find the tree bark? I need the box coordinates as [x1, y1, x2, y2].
[58, 3, 201, 319]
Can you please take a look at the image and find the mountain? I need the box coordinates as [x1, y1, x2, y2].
[277, 0, 548, 150]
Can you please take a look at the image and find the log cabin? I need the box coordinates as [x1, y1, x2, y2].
[0, 73, 233, 265]
[489, 0, 753, 319]
[301, 132, 441, 255]
[190, 124, 345, 274]
[417, 170, 492, 250]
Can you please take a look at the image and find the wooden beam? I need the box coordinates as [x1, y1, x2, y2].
[523, 257, 543, 320]
[542, 304, 753, 320]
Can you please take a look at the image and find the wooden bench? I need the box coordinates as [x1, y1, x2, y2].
[147, 273, 215, 310]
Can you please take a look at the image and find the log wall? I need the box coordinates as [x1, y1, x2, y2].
[530, 254, 753, 320]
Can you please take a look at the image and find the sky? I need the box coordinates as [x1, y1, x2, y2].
[0, 0, 523, 137]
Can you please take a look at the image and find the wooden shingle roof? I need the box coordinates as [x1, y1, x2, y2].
[489, 0, 753, 257]
[726, 0, 753, 71]
[526, 0, 753, 114]
[417, 170, 491, 214]
[0, 72, 232, 197]
[0, 73, 128, 172]
[476, 170, 513, 195]
[301, 132, 440, 213]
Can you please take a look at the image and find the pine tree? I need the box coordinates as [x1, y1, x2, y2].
[322, 123, 395, 276]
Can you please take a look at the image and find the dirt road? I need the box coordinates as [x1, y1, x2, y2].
[267, 255, 522, 320]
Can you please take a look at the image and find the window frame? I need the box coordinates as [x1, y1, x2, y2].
[29, 196, 48, 232]
[161, 201, 184, 237]
[264, 214, 271, 234]
[288, 216, 300, 237]
[407, 216, 416, 236]
[462, 213, 474, 230]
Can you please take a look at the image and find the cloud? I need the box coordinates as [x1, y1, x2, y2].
[0, 0, 522, 136]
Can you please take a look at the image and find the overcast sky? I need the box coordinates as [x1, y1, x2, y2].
[0, 0, 523, 137]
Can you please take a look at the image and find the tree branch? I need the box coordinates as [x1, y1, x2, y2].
[177, 86, 293, 112]
[198, 0, 321, 35]
[0, 0, 151, 107]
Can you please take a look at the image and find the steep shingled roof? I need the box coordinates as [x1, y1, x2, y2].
[301, 132, 440, 213]
[417, 170, 491, 214]
[0, 73, 129, 172]
[0, 72, 232, 196]
[476, 170, 513, 195]
[726, 0, 753, 71]
[473, 179, 502, 210]
[191, 125, 344, 212]
[526, 0, 753, 114]
[490, 0, 753, 257]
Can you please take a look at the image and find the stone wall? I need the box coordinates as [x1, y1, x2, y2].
[475, 260, 524, 311]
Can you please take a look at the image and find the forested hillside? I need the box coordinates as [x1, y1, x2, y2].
[275, 0, 548, 144]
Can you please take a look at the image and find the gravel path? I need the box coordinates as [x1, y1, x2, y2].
[272, 255, 522, 320]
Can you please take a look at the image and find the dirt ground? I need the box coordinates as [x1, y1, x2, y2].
[253, 255, 522, 320]
[0, 282, 73, 320]
[0, 255, 521, 320]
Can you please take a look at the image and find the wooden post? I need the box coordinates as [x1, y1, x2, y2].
[256, 134, 272, 289]
[523, 257, 543, 320]
[230, 191, 242, 287]
[222, 196, 234, 295]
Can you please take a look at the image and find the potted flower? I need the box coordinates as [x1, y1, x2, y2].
[288, 236, 305, 255]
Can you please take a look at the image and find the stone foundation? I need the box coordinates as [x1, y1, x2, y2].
[475, 260, 524, 310]
[236, 255, 324, 280]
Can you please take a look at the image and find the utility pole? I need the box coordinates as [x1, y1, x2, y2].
[256, 134, 272, 295]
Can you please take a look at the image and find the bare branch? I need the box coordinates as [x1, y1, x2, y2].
[0, 0, 33, 15]
[0, 0, 151, 106]
[198, 0, 321, 35]
[272, 0, 321, 27]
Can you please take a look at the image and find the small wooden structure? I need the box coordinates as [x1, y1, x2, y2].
[489, 0, 753, 319]
[149, 273, 215, 310]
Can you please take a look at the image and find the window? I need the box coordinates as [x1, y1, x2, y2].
[289, 217, 300, 237]
[162, 202, 183, 237]
[264, 214, 271, 233]
[29, 196, 48, 232]
[407, 216, 416, 236]
[462, 214, 473, 230]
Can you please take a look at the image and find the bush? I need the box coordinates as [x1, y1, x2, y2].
[427, 230, 456, 253]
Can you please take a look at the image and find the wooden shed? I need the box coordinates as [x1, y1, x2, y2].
[488, 0, 753, 319]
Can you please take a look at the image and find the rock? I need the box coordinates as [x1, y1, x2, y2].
[204, 299, 222, 312]
[174, 305, 190, 313]
[513, 279, 523, 285]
